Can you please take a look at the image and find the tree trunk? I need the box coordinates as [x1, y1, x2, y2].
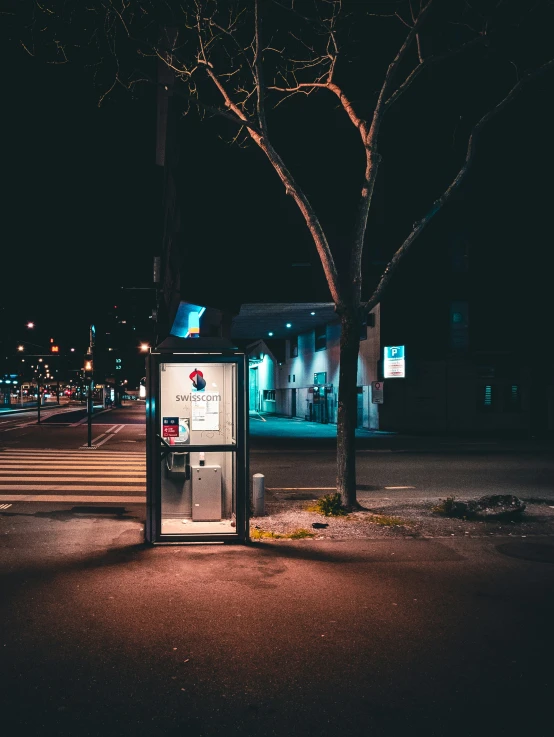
[337, 310, 362, 509]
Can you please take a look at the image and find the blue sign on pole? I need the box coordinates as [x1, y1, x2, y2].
[384, 346, 404, 361]
[384, 345, 406, 378]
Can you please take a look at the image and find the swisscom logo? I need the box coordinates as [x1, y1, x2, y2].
[189, 369, 206, 392]
[175, 368, 220, 403]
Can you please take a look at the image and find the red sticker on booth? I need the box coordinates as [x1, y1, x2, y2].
[163, 417, 179, 437]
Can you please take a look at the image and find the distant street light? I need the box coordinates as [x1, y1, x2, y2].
[17, 345, 24, 352]
[140, 343, 150, 352]
[26, 322, 34, 329]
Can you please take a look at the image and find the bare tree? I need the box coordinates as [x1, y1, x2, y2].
[13, 0, 554, 507]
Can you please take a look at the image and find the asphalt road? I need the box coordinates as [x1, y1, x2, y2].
[1, 403, 553, 504]
[252, 450, 554, 502]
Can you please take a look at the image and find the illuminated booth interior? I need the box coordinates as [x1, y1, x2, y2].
[146, 334, 248, 544]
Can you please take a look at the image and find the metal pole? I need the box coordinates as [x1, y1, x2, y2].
[87, 380, 93, 447]
[253, 473, 265, 516]
[37, 376, 41, 425]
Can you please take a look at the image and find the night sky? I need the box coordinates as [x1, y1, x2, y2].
[2, 40, 158, 349]
[2, 2, 553, 353]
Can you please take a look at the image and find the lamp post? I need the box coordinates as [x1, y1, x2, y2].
[84, 359, 93, 447]
[36, 369, 41, 425]
[85, 325, 95, 448]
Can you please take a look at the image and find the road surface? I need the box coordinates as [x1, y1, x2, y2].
[1, 403, 553, 506]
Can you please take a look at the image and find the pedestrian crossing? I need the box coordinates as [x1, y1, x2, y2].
[0, 449, 146, 503]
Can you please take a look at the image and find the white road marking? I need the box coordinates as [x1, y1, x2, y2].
[266, 485, 416, 491]
[0, 470, 144, 476]
[95, 425, 125, 447]
[267, 487, 336, 491]
[0, 495, 144, 503]
[0, 485, 145, 492]
[0, 449, 146, 494]
[0, 462, 144, 469]
[0, 477, 145, 483]
[0, 450, 144, 455]
[0, 503, 12, 509]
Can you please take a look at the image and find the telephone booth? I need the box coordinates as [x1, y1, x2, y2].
[145, 336, 249, 544]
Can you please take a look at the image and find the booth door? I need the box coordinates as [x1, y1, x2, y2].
[158, 361, 240, 537]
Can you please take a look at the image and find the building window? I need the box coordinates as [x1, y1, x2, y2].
[504, 384, 521, 412]
[315, 326, 327, 351]
[477, 366, 495, 379]
[290, 335, 298, 358]
[360, 322, 367, 341]
[450, 300, 469, 352]
[477, 384, 494, 412]
[263, 390, 275, 402]
[314, 372, 327, 385]
[451, 236, 469, 272]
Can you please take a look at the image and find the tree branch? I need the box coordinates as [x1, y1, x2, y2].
[367, 0, 434, 144]
[409, 0, 424, 63]
[268, 81, 367, 137]
[199, 62, 342, 305]
[363, 56, 554, 315]
[253, 0, 269, 137]
[158, 75, 264, 136]
[385, 35, 486, 110]
[349, 147, 381, 309]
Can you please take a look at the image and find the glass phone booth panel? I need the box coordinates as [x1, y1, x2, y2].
[147, 353, 248, 543]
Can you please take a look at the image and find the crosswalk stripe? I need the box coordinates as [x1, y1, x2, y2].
[0, 466, 144, 480]
[0, 447, 144, 452]
[0, 496, 145, 503]
[0, 449, 146, 499]
[0, 478, 145, 483]
[0, 483, 146, 493]
[0, 463, 145, 468]
[0, 451, 145, 456]
[0, 455, 145, 459]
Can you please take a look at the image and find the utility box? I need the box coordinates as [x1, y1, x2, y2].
[145, 335, 249, 544]
[191, 465, 222, 521]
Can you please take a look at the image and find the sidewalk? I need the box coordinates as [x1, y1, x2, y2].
[249, 413, 553, 453]
[0, 401, 59, 415]
[2, 510, 554, 737]
[0, 403, 106, 421]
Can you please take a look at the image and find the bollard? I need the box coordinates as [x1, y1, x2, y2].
[252, 473, 265, 517]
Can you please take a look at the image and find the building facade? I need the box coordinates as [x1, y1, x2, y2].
[232, 303, 381, 430]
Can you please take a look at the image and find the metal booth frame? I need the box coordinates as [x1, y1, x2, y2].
[145, 339, 249, 544]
